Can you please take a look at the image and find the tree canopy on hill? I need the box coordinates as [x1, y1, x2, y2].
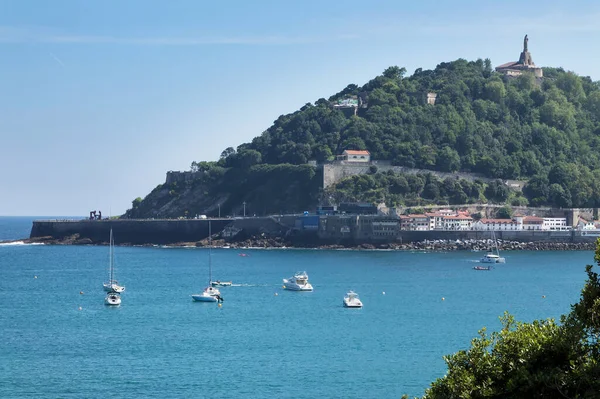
[215, 59, 600, 208]
[127, 59, 600, 218]
[404, 240, 600, 398]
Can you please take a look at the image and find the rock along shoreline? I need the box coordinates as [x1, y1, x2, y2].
[8, 234, 598, 251]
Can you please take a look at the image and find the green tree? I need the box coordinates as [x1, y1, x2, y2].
[436, 146, 461, 172]
[496, 205, 513, 219]
[421, 241, 600, 398]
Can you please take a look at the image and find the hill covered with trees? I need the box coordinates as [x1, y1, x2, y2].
[125, 59, 600, 218]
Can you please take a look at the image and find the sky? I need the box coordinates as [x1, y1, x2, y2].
[1, 0, 599, 216]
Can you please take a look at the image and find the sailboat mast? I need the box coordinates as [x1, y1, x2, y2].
[208, 221, 212, 284]
[109, 228, 114, 283]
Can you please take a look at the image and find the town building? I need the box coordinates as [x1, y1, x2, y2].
[521, 216, 544, 231]
[472, 218, 520, 231]
[425, 209, 454, 230]
[442, 215, 473, 231]
[338, 202, 377, 215]
[408, 214, 429, 231]
[399, 215, 411, 231]
[495, 34, 543, 78]
[542, 218, 569, 231]
[341, 150, 371, 163]
[371, 218, 400, 238]
[577, 217, 597, 230]
[427, 92, 437, 105]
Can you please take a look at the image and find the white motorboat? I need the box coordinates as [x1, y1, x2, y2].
[192, 221, 224, 303]
[343, 291, 363, 308]
[104, 291, 121, 306]
[103, 229, 125, 293]
[283, 271, 313, 291]
[211, 280, 232, 287]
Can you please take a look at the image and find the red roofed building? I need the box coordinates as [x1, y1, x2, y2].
[522, 216, 544, 231]
[473, 218, 520, 231]
[443, 215, 474, 231]
[341, 150, 370, 163]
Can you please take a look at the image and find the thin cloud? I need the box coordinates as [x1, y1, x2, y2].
[49, 52, 65, 67]
[0, 26, 358, 46]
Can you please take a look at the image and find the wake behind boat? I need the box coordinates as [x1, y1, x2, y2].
[211, 280, 232, 287]
[283, 271, 313, 291]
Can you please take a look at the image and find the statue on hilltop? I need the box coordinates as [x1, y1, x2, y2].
[523, 34, 528, 52]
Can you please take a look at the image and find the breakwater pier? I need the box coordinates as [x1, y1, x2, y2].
[27, 216, 600, 248]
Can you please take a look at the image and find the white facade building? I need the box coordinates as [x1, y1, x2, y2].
[542, 218, 569, 231]
[472, 219, 521, 231]
[443, 215, 473, 231]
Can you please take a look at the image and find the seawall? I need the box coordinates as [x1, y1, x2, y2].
[31, 219, 232, 245]
[30, 218, 600, 247]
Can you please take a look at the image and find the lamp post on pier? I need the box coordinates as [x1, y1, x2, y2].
[243, 201, 246, 217]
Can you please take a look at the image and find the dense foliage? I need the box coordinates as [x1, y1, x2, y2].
[409, 240, 600, 398]
[127, 59, 600, 216]
[324, 171, 525, 207]
[224, 60, 600, 208]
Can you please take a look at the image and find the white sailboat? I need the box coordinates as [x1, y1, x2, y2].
[480, 230, 506, 264]
[104, 291, 121, 306]
[103, 229, 125, 293]
[192, 221, 223, 303]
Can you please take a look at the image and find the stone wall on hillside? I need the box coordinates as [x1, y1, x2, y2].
[322, 161, 525, 189]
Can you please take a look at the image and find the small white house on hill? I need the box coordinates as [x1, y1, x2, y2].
[342, 150, 370, 163]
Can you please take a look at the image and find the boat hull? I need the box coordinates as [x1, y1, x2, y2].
[283, 281, 313, 291]
[192, 294, 218, 302]
[343, 299, 362, 308]
[104, 293, 121, 306]
[480, 258, 505, 264]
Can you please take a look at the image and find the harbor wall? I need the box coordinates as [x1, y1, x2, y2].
[31, 219, 232, 245]
[30, 218, 599, 246]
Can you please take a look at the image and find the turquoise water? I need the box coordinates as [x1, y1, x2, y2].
[0, 217, 592, 398]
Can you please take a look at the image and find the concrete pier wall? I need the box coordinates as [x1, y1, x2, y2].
[30, 218, 599, 246]
[31, 219, 232, 245]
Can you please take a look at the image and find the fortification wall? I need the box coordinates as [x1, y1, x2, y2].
[31, 219, 232, 245]
[30, 216, 300, 245]
[322, 162, 512, 189]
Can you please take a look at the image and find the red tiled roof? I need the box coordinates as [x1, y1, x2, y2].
[523, 216, 544, 223]
[343, 150, 370, 155]
[444, 215, 473, 220]
[479, 218, 516, 224]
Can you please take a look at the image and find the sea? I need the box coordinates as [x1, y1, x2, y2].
[0, 216, 592, 398]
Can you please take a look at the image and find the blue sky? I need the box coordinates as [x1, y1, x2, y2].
[1, 0, 599, 216]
